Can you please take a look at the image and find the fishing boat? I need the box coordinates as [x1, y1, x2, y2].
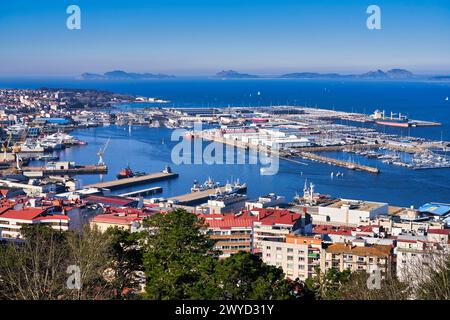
[191, 177, 220, 192]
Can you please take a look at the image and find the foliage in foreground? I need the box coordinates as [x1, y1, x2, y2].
[1, 208, 449, 300]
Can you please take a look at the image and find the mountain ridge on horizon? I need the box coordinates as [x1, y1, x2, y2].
[78, 69, 449, 80]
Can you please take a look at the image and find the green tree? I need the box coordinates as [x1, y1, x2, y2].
[105, 227, 145, 299]
[212, 251, 290, 300]
[142, 209, 218, 299]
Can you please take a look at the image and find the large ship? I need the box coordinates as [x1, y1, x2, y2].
[371, 110, 410, 127]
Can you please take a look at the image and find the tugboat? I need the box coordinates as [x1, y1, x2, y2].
[117, 166, 134, 179]
[117, 165, 146, 179]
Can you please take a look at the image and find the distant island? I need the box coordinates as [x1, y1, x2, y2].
[213, 68, 416, 80]
[280, 69, 415, 80]
[80, 70, 175, 80]
[215, 70, 259, 79]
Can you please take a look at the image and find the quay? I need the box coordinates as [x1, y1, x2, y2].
[168, 185, 247, 206]
[411, 120, 441, 127]
[86, 172, 178, 190]
[298, 152, 380, 173]
[20, 164, 107, 176]
[119, 186, 163, 197]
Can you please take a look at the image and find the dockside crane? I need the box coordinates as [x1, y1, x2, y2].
[1, 132, 13, 162]
[97, 137, 111, 166]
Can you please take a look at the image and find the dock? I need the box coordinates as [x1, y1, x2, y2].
[119, 186, 163, 197]
[20, 165, 107, 175]
[168, 185, 247, 206]
[298, 152, 380, 174]
[86, 172, 178, 190]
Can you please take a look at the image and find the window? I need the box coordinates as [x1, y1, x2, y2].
[287, 256, 293, 261]
[266, 246, 271, 250]
[299, 257, 305, 262]
[276, 247, 282, 251]
[287, 248, 293, 253]
[298, 264, 305, 270]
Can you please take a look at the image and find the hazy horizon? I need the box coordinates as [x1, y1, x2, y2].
[1, 0, 449, 77]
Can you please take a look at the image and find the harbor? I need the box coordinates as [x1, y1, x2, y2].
[0, 87, 449, 207]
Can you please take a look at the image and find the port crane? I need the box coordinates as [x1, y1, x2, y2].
[1, 132, 12, 161]
[97, 137, 110, 166]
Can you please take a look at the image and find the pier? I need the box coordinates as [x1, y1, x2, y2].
[298, 152, 380, 173]
[168, 185, 247, 206]
[20, 165, 107, 176]
[119, 186, 163, 197]
[87, 172, 178, 190]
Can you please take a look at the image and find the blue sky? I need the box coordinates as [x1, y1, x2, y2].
[0, 0, 449, 76]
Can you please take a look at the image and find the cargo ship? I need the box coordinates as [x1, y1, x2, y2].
[371, 110, 410, 127]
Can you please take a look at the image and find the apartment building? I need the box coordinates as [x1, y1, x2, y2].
[311, 199, 388, 227]
[320, 239, 393, 274]
[201, 212, 257, 258]
[395, 230, 450, 281]
[252, 208, 312, 253]
[0, 205, 69, 240]
[261, 234, 322, 280]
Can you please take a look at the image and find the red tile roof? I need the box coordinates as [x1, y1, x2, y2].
[254, 208, 302, 226]
[200, 213, 257, 229]
[0, 206, 68, 221]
